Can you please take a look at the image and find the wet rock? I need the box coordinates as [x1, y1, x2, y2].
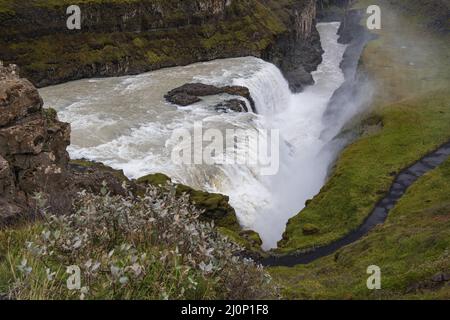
[431, 272, 450, 283]
[165, 83, 256, 113]
[284, 66, 315, 93]
[214, 99, 248, 113]
[166, 92, 201, 106]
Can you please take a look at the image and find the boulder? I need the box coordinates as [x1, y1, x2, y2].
[165, 83, 257, 113]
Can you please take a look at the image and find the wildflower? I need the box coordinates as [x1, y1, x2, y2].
[46, 268, 57, 281]
[17, 258, 33, 275]
[199, 262, 214, 274]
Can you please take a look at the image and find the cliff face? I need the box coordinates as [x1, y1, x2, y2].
[0, 63, 137, 224]
[0, 0, 323, 91]
[263, 0, 323, 91]
[0, 63, 71, 223]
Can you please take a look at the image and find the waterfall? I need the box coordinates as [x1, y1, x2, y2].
[40, 22, 348, 250]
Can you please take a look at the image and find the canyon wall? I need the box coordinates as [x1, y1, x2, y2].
[0, 0, 322, 91]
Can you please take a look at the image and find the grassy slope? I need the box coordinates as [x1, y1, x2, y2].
[270, 158, 450, 299]
[278, 0, 450, 253]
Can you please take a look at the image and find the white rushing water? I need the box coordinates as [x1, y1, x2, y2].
[40, 22, 347, 249]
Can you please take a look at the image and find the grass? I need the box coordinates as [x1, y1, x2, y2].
[278, 0, 450, 254]
[270, 158, 450, 299]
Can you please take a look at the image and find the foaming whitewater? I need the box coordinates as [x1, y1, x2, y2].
[40, 22, 347, 250]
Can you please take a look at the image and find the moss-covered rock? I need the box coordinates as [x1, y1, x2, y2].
[137, 173, 240, 231]
[70, 159, 129, 183]
[302, 223, 320, 236]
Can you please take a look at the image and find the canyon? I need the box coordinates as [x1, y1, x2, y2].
[0, 0, 449, 300]
[0, 0, 323, 91]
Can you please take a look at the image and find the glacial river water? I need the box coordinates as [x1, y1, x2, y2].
[40, 22, 348, 249]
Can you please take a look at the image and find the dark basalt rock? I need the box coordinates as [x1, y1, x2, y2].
[284, 66, 315, 92]
[214, 99, 248, 113]
[165, 83, 257, 113]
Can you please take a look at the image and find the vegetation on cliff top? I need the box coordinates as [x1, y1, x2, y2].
[137, 173, 265, 254]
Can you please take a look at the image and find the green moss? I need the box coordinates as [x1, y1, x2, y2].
[302, 223, 320, 236]
[137, 173, 170, 187]
[218, 228, 264, 254]
[42, 107, 58, 121]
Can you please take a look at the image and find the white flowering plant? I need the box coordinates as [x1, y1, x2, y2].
[0, 184, 277, 300]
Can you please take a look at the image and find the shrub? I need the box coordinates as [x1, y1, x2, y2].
[3, 184, 277, 300]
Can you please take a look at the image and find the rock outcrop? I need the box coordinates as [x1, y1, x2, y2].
[262, 0, 324, 92]
[165, 83, 256, 113]
[0, 63, 71, 224]
[0, 0, 324, 92]
[214, 99, 248, 113]
[0, 64, 135, 224]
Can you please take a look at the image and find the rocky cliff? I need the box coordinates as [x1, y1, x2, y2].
[0, 62, 71, 223]
[0, 0, 322, 91]
[0, 63, 142, 224]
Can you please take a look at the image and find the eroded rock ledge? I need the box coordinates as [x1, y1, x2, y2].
[165, 83, 256, 113]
